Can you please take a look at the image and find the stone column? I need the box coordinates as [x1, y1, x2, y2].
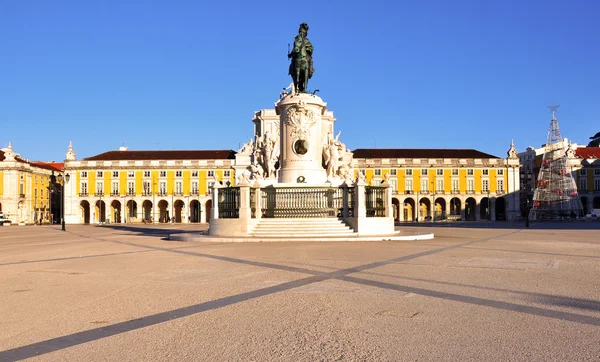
[355, 179, 367, 218]
[211, 183, 222, 221]
[276, 93, 328, 184]
[238, 182, 251, 221]
[254, 182, 262, 220]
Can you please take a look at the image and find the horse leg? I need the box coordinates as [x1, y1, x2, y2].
[295, 65, 301, 93]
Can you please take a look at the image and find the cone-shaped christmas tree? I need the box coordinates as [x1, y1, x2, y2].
[529, 105, 583, 220]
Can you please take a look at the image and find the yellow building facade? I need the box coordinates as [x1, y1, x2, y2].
[0, 142, 61, 224]
[352, 148, 521, 221]
[63, 146, 236, 224]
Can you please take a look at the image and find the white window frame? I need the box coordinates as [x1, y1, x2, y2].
[482, 169, 489, 176]
[420, 179, 428, 192]
[81, 171, 88, 178]
[144, 171, 151, 177]
[159, 181, 167, 195]
[405, 179, 413, 192]
[497, 179, 504, 192]
[112, 181, 119, 195]
[192, 171, 198, 177]
[160, 171, 167, 178]
[467, 179, 474, 192]
[497, 169, 504, 176]
[175, 170, 182, 177]
[207, 170, 215, 177]
[406, 169, 413, 176]
[112, 171, 119, 178]
[436, 179, 444, 192]
[81, 182, 88, 195]
[452, 179, 459, 192]
[580, 179, 587, 191]
[482, 179, 489, 192]
[175, 181, 182, 195]
[223, 170, 231, 177]
[467, 169, 474, 176]
[97, 171, 103, 178]
[390, 169, 397, 176]
[128, 171, 135, 178]
[421, 169, 428, 176]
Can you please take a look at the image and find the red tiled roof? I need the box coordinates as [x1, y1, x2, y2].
[351, 148, 500, 159]
[1, 150, 64, 171]
[575, 147, 600, 159]
[31, 162, 64, 172]
[83, 150, 236, 161]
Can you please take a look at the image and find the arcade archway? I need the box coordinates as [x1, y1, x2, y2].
[80, 200, 90, 224]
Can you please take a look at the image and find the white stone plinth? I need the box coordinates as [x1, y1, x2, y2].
[276, 93, 327, 184]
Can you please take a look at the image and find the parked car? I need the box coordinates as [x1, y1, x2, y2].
[0, 214, 11, 225]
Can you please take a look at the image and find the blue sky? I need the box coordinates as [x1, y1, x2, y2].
[2, 0, 599, 162]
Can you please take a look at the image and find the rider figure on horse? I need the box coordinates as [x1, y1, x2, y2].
[288, 22, 314, 93]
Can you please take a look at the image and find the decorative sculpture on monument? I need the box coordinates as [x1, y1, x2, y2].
[322, 132, 353, 183]
[288, 22, 314, 93]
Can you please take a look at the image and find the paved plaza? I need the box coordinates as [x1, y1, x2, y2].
[1, 222, 599, 361]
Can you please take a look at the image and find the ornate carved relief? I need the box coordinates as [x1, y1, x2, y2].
[286, 101, 317, 143]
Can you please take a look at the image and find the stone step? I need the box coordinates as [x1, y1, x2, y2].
[254, 218, 346, 224]
[252, 228, 354, 235]
[251, 218, 356, 237]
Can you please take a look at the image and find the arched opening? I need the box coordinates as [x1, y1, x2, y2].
[403, 198, 415, 222]
[174, 200, 185, 223]
[80, 201, 90, 224]
[593, 197, 600, 210]
[465, 197, 476, 221]
[110, 200, 121, 224]
[392, 198, 400, 221]
[127, 200, 138, 221]
[205, 200, 212, 223]
[434, 198, 446, 220]
[142, 200, 153, 222]
[450, 197, 461, 219]
[495, 197, 506, 221]
[158, 200, 169, 223]
[95, 200, 106, 223]
[419, 198, 431, 221]
[190, 200, 201, 223]
[480, 197, 490, 220]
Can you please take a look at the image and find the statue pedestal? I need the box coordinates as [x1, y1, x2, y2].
[276, 93, 327, 184]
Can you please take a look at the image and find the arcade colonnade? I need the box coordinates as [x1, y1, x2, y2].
[392, 194, 509, 222]
[76, 196, 213, 224]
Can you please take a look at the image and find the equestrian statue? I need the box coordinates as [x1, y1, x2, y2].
[288, 22, 315, 93]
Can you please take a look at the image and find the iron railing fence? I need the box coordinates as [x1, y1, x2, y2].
[365, 186, 386, 217]
[218, 187, 240, 219]
[260, 186, 344, 218]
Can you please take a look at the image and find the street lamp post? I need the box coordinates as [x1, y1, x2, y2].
[57, 173, 70, 231]
[487, 189, 491, 220]
[525, 168, 532, 228]
[431, 181, 435, 223]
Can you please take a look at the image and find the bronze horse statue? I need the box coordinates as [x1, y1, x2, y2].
[288, 23, 314, 93]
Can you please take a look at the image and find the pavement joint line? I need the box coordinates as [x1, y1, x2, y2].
[0, 229, 522, 360]
[0, 244, 206, 267]
[339, 274, 600, 327]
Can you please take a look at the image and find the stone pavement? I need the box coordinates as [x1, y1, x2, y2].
[0, 222, 599, 361]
